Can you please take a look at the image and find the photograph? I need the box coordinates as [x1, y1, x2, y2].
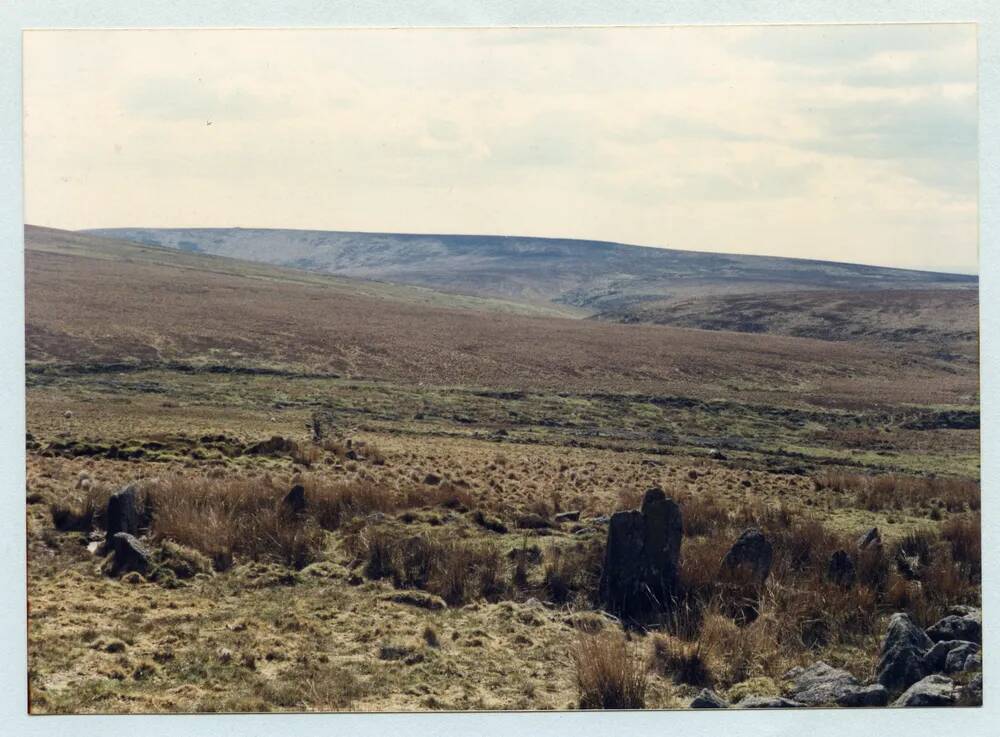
[22, 23, 981, 714]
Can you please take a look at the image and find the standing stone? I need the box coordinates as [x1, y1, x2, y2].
[720, 528, 773, 586]
[598, 487, 682, 623]
[106, 484, 140, 542]
[309, 408, 337, 442]
[283, 484, 306, 514]
[857, 527, 882, 550]
[826, 550, 856, 588]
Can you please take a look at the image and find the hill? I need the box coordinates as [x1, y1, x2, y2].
[85, 227, 977, 313]
[26, 225, 976, 410]
[593, 289, 979, 359]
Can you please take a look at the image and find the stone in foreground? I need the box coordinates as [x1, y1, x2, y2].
[736, 695, 803, 708]
[105, 532, 152, 577]
[893, 675, 958, 707]
[783, 661, 861, 706]
[690, 689, 729, 708]
[837, 684, 889, 707]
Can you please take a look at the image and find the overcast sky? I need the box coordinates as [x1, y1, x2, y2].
[23, 25, 977, 273]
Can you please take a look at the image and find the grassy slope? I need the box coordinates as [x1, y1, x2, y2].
[26, 227, 977, 410]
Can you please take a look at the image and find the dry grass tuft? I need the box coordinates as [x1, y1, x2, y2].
[573, 633, 647, 709]
[649, 634, 712, 686]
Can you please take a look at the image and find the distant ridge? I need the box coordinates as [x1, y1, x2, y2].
[86, 227, 977, 312]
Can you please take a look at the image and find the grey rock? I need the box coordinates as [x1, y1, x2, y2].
[106, 532, 152, 576]
[827, 550, 856, 588]
[893, 675, 957, 707]
[720, 528, 773, 586]
[283, 484, 306, 514]
[883, 612, 933, 652]
[784, 661, 860, 705]
[106, 484, 140, 542]
[877, 613, 932, 692]
[736, 696, 804, 708]
[598, 487, 682, 623]
[857, 526, 882, 550]
[944, 642, 980, 674]
[964, 652, 982, 672]
[926, 614, 981, 645]
[690, 688, 729, 708]
[962, 673, 983, 706]
[923, 640, 968, 673]
[837, 684, 889, 707]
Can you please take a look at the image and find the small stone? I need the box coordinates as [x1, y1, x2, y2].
[783, 661, 860, 705]
[554, 510, 581, 523]
[857, 527, 882, 550]
[836, 684, 889, 707]
[690, 688, 729, 708]
[736, 695, 803, 708]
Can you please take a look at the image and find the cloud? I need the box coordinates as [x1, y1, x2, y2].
[22, 25, 978, 273]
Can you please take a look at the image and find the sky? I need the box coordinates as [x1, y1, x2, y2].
[23, 25, 977, 273]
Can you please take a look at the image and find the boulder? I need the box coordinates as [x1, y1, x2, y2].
[964, 652, 982, 672]
[106, 484, 141, 542]
[720, 528, 773, 586]
[783, 662, 862, 705]
[943, 642, 980, 674]
[826, 550, 856, 588]
[926, 613, 981, 645]
[736, 696, 803, 708]
[283, 484, 306, 514]
[883, 612, 933, 652]
[857, 526, 882, 550]
[690, 689, 729, 708]
[106, 532, 152, 576]
[923, 640, 970, 673]
[876, 613, 932, 692]
[893, 675, 957, 707]
[962, 673, 983, 706]
[836, 684, 889, 707]
[598, 487, 682, 623]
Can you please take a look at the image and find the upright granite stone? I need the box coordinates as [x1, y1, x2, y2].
[283, 484, 307, 514]
[598, 487, 682, 623]
[720, 528, 773, 586]
[827, 550, 856, 588]
[106, 484, 140, 542]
